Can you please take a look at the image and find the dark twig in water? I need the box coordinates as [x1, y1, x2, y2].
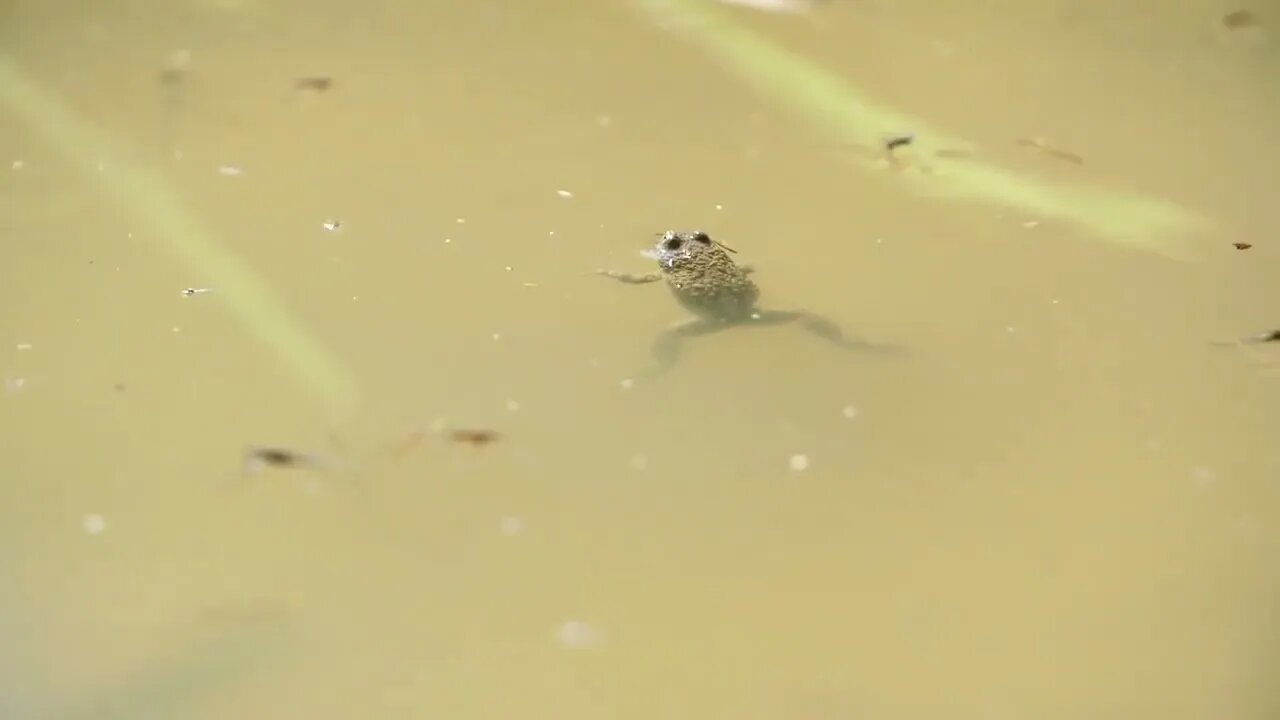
[242, 446, 325, 475]
[449, 429, 502, 447]
[885, 133, 915, 152]
[246, 447, 304, 466]
[1233, 242, 1253, 250]
[294, 77, 334, 92]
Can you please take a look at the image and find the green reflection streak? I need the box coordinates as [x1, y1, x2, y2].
[0, 57, 359, 417]
[634, 0, 1210, 260]
[50, 625, 287, 720]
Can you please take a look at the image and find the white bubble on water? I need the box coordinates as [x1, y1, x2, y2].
[556, 620, 601, 649]
[82, 514, 106, 535]
[1190, 466, 1217, 488]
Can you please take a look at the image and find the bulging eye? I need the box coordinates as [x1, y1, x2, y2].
[663, 236, 683, 251]
[692, 232, 712, 244]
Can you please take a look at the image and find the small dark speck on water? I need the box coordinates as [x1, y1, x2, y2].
[158, 67, 186, 87]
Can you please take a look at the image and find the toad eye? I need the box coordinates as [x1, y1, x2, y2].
[692, 232, 712, 244]
[663, 236, 683, 251]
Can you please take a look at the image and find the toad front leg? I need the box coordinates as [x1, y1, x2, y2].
[596, 269, 663, 284]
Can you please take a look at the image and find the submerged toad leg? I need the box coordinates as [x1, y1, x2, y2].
[751, 309, 902, 354]
[596, 269, 663, 284]
[636, 318, 728, 380]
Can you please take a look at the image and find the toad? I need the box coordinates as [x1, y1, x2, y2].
[597, 230, 894, 379]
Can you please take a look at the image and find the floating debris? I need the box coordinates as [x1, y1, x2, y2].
[885, 133, 915, 152]
[788, 453, 810, 471]
[180, 287, 213, 297]
[1222, 9, 1260, 29]
[841, 404, 858, 419]
[841, 139, 971, 173]
[11, 160, 24, 170]
[387, 428, 429, 460]
[499, 516, 524, 535]
[1242, 329, 1280, 344]
[449, 429, 501, 447]
[556, 189, 574, 198]
[321, 219, 342, 232]
[294, 76, 333, 93]
[1233, 242, 1253, 250]
[1017, 137, 1084, 165]
[242, 446, 325, 474]
[217, 165, 243, 177]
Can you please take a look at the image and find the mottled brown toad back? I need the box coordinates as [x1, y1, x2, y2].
[652, 230, 759, 321]
[597, 230, 894, 379]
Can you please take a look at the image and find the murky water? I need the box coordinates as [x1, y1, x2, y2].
[3, 0, 1279, 717]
